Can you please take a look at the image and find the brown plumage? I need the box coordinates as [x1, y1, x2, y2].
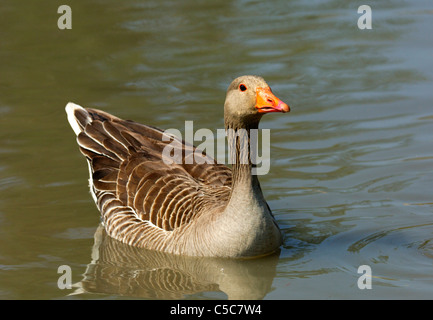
[66, 75, 290, 258]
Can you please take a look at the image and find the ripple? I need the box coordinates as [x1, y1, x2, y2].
[0, 176, 24, 191]
[348, 223, 433, 254]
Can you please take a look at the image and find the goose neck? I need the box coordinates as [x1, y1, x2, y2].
[225, 123, 261, 194]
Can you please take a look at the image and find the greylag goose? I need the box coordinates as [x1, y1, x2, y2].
[65, 75, 290, 258]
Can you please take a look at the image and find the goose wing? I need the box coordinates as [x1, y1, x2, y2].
[66, 103, 231, 233]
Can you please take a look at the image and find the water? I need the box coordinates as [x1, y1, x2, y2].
[0, 0, 432, 299]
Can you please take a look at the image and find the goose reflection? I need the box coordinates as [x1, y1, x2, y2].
[72, 225, 280, 299]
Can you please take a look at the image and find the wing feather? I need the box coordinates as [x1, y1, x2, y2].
[67, 104, 232, 239]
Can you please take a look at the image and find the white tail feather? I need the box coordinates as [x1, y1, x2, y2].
[65, 102, 98, 204]
[65, 102, 86, 136]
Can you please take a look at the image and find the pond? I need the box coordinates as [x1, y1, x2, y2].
[0, 0, 432, 299]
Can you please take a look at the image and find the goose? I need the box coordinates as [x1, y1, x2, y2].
[65, 75, 290, 258]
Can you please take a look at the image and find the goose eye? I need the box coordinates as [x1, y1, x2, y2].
[239, 84, 247, 92]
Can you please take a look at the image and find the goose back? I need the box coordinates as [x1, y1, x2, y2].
[67, 104, 233, 252]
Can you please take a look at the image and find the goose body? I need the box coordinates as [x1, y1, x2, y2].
[66, 75, 290, 258]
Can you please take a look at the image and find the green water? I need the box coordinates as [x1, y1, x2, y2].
[0, 0, 432, 299]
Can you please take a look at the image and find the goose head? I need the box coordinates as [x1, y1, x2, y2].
[224, 75, 290, 129]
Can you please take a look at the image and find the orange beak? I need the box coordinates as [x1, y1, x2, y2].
[255, 87, 290, 113]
